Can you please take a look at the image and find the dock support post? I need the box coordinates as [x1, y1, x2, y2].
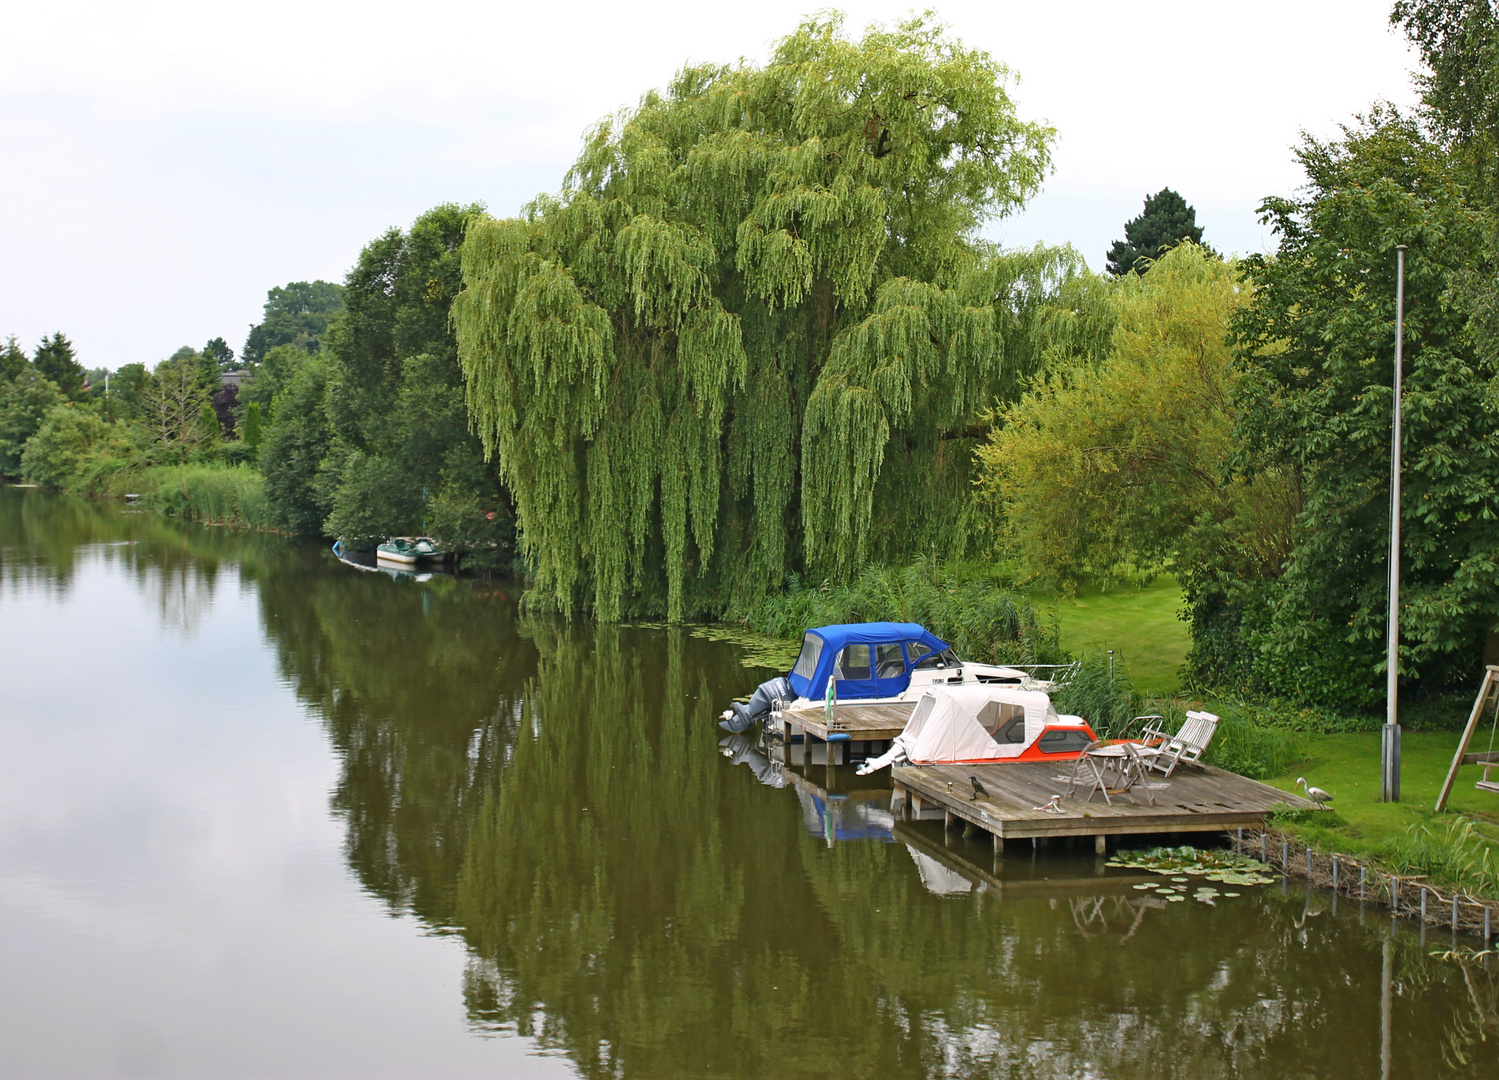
[1332, 857, 1339, 891]
[1486, 906, 1492, 943]
[1094, 834, 1107, 856]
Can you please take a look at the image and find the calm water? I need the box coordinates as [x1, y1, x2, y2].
[0, 487, 1494, 1079]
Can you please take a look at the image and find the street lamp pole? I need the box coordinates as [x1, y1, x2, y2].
[1382, 244, 1407, 803]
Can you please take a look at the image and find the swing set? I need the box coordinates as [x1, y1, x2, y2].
[1435, 665, 1499, 811]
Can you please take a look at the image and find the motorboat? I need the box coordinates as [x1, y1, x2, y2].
[718, 621, 1072, 733]
[376, 536, 452, 566]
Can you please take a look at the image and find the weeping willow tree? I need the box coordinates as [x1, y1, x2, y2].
[456, 13, 1105, 620]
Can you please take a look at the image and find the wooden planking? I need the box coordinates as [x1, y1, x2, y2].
[782, 701, 914, 741]
[894, 761, 1317, 840]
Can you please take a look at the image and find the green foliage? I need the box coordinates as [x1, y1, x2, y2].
[137, 464, 271, 527]
[0, 367, 64, 476]
[235, 344, 304, 419]
[32, 332, 85, 398]
[258, 354, 333, 534]
[978, 244, 1293, 592]
[0, 336, 27, 382]
[1050, 648, 1137, 736]
[202, 336, 235, 374]
[141, 353, 216, 463]
[1105, 188, 1210, 276]
[323, 450, 421, 547]
[241, 401, 263, 451]
[19, 404, 139, 493]
[456, 13, 1068, 620]
[100, 362, 149, 422]
[1392, 0, 1499, 194]
[1229, 111, 1496, 705]
[241, 280, 344, 364]
[730, 560, 1065, 668]
[1389, 817, 1499, 897]
[1202, 709, 1302, 780]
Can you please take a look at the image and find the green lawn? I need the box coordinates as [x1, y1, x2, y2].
[1041, 576, 1190, 695]
[1262, 729, 1499, 840]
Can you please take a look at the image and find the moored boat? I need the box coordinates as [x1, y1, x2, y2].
[718, 621, 1075, 733]
[376, 535, 452, 565]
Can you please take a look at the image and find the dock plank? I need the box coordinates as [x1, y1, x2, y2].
[894, 760, 1315, 841]
[782, 701, 914, 742]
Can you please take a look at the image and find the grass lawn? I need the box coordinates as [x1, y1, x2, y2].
[1263, 729, 1499, 841]
[1246, 728, 1499, 895]
[1040, 576, 1189, 696]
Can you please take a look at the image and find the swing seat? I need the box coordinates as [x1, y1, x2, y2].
[1478, 780, 1499, 794]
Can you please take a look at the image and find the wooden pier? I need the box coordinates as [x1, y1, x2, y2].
[777, 701, 912, 764]
[893, 760, 1315, 849]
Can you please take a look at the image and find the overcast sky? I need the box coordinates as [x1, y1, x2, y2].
[1, 0, 1419, 371]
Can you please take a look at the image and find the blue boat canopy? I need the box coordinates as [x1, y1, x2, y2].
[786, 622, 952, 701]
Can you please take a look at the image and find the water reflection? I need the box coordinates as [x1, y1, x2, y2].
[2, 487, 1496, 1079]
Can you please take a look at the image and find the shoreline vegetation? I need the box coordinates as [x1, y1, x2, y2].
[7, 7, 1499, 918]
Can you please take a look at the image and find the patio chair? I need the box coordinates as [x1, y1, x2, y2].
[1133, 711, 1219, 777]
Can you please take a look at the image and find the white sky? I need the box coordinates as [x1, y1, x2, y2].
[0, 0, 1419, 371]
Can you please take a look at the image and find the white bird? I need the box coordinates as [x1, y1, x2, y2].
[1297, 777, 1334, 808]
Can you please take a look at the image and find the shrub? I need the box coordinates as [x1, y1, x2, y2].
[731, 560, 1066, 667]
[19, 404, 140, 492]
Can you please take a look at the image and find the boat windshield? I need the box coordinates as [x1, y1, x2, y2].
[791, 633, 823, 680]
[911, 645, 960, 670]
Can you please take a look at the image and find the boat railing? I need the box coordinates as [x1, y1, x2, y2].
[1007, 661, 1082, 686]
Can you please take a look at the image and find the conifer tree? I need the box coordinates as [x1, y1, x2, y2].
[455, 14, 1100, 620]
[0, 335, 27, 382]
[32, 332, 85, 397]
[1105, 189, 1208, 276]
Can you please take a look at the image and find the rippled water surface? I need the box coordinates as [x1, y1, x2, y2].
[0, 487, 1494, 1079]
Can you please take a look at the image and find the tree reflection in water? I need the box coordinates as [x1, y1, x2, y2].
[4, 487, 1489, 1080]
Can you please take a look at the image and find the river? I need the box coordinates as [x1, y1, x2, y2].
[0, 487, 1492, 1079]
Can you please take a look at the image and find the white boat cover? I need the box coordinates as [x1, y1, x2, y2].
[856, 685, 1063, 773]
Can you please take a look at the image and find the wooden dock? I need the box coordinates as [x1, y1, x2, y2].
[778, 701, 913, 753]
[893, 760, 1315, 848]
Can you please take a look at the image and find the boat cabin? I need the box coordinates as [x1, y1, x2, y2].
[788, 622, 992, 702]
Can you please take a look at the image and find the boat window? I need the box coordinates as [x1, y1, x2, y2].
[906, 641, 931, 664]
[979, 701, 1026, 740]
[836, 644, 871, 680]
[875, 642, 905, 678]
[792, 634, 823, 680]
[996, 716, 1027, 744]
[1038, 728, 1094, 754]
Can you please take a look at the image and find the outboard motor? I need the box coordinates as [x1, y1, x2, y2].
[718, 734, 787, 787]
[719, 675, 793, 733]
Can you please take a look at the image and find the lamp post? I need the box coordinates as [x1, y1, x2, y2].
[1382, 244, 1407, 803]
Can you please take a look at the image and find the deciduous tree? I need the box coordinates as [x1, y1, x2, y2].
[1228, 112, 1497, 703]
[242, 281, 344, 365]
[141, 354, 215, 463]
[456, 14, 1071, 619]
[977, 244, 1293, 591]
